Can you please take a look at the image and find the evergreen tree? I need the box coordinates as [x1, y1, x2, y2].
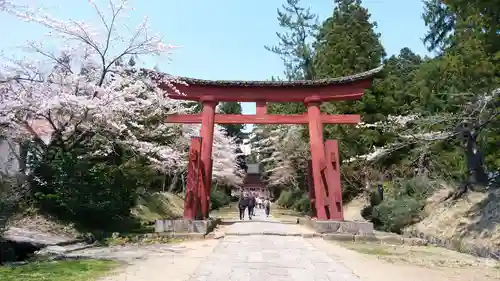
[218, 102, 245, 138]
[421, 0, 500, 187]
[313, 0, 385, 78]
[265, 0, 318, 115]
[313, 0, 386, 157]
[423, 0, 500, 59]
[265, 0, 318, 80]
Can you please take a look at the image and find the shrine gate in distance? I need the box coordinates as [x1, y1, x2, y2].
[159, 66, 383, 221]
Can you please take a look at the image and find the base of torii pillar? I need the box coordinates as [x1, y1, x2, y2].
[308, 220, 374, 235]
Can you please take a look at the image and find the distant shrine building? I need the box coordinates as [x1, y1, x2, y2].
[241, 163, 269, 198]
[229, 161, 268, 197]
[234, 132, 269, 197]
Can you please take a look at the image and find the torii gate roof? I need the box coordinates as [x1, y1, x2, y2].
[151, 66, 383, 103]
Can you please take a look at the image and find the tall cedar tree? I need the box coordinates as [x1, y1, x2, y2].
[314, 0, 385, 78]
[313, 0, 386, 159]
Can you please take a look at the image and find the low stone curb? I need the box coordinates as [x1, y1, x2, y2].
[223, 232, 322, 238]
[154, 218, 221, 235]
[206, 231, 428, 246]
[218, 220, 284, 225]
[403, 229, 500, 260]
[142, 232, 207, 240]
[322, 233, 429, 246]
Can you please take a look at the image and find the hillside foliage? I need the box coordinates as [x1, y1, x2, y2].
[259, 0, 499, 231]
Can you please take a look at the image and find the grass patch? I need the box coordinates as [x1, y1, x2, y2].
[0, 260, 119, 281]
[271, 207, 305, 222]
[210, 203, 239, 219]
[337, 242, 498, 269]
[132, 192, 184, 222]
[341, 242, 396, 256]
[103, 234, 186, 246]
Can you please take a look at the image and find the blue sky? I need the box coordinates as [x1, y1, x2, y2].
[1, 0, 430, 132]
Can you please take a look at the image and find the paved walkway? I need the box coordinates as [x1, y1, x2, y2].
[223, 208, 314, 236]
[188, 209, 359, 281]
[97, 208, 499, 281]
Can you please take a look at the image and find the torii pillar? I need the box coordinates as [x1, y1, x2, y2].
[305, 97, 343, 221]
[305, 98, 328, 219]
[199, 97, 217, 219]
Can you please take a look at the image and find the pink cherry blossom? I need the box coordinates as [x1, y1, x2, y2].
[0, 0, 243, 185]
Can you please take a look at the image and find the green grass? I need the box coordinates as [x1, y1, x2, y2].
[210, 203, 239, 219]
[103, 234, 186, 246]
[340, 242, 398, 256]
[132, 192, 185, 222]
[271, 207, 305, 222]
[0, 260, 119, 281]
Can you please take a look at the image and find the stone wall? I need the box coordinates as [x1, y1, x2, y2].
[403, 229, 500, 260]
[154, 218, 221, 235]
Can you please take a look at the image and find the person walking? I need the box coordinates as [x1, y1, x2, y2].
[264, 198, 271, 217]
[238, 193, 248, 220]
[247, 193, 256, 219]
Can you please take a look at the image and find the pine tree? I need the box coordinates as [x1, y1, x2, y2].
[265, 0, 318, 81]
[265, 0, 318, 115]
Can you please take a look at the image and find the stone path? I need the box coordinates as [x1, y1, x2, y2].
[99, 240, 219, 281]
[188, 209, 360, 281]
[223, 209, 314, 236]
[96, 208, 500, 281]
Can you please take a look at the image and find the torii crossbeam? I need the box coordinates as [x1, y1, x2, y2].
[155, 66, 383, 221]
[166, 114, 360, 124]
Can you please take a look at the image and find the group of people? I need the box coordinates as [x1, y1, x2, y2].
[238, 192, 271, 220]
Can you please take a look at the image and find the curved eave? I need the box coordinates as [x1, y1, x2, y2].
[154, 65, 383, 88]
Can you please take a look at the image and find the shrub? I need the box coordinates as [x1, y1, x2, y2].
[372, 196, 425, 233]
[28, 144, 153, 232]
[291, 192, 310, 214]
[277, 189, 301, 208]
[392, 177, 436, 200]
[276, 190, 310, 214]
[210, 188, 231, 210]
[364, 177, 437, 233]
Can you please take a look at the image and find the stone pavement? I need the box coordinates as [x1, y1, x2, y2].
[188, 209, 360, 281]
[224, 208, 315, 236]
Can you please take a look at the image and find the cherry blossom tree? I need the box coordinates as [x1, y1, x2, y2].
[181, 124, 245, 186]
[252, 125, 308, 188]
[0, 0, 243, 185]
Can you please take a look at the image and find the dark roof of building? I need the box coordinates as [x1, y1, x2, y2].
[150, 66, 383, 88]
[244, 174, 262, 186]
[239, 132, 250, 139]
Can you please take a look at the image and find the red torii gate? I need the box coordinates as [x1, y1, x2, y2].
[157, 66, 382, 221]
